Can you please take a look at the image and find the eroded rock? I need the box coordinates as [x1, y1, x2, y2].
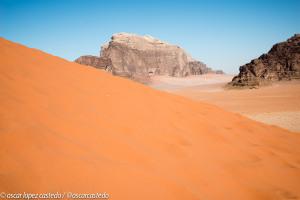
[74, 56, 112, 71]
[75, 33, 223, 83]
[230, 34, 300, 87]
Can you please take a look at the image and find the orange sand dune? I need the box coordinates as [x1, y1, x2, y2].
[0, 38, 300, 200]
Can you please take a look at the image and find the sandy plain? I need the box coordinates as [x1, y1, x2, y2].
[150, 74, 300, 132]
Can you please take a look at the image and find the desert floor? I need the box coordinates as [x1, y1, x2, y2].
[150, 74, 300, 132]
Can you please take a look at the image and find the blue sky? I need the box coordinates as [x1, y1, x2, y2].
[1, 0, 299, 74]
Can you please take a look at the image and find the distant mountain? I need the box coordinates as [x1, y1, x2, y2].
[230, 34, 300, 87]
[75, 33, 223, 83]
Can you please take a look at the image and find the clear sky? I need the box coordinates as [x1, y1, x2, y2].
[1, 0, 299, 74]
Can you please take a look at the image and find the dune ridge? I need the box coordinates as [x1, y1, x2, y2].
[0, 38, 300, 199]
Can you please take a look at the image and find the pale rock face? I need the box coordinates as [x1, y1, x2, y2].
[100, 33, 192, 81]
[75, 33, 222, 83]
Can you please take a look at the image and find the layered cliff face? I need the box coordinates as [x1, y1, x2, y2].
[75, 33, 221, 83]
[230, 34, 300, 87]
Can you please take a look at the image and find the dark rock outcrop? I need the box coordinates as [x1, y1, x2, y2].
[75, 33, 223, 83]
[188, 61, 213, 74]
[74, 56, 112, 71]
[230, 34, 300, 87]
[215, 70, 225, 74]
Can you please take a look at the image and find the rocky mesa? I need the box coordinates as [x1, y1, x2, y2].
[75, 33, 222, 83]
[230, 34, 300, 87]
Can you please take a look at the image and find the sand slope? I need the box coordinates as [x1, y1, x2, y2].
[1, 38, 300, 199]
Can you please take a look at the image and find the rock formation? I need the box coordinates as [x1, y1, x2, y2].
[230, 34, 300, 87]
[188, 60, 213, 74]
[75, 33, 222, 83]
[74, 55, 112, 71]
